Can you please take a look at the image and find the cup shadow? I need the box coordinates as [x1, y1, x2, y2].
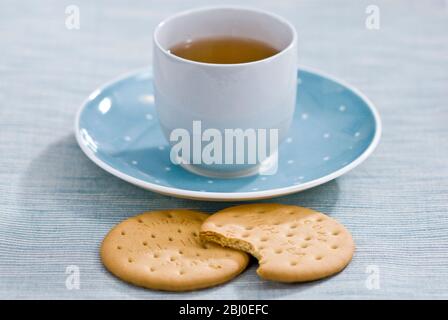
[109, 146, 260, 192]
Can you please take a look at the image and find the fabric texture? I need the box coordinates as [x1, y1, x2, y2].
[0, 0, 447, 299]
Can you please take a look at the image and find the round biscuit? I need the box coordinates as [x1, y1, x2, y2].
[101, 210, 249, 291]
[200, 204, 355, 282]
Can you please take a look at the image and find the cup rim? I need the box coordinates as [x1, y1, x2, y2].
[153, 6, 297, 67]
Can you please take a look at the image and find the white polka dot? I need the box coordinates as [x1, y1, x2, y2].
[301, 113, 309, 120]
[286, 137, 293, 143]
[348, 145, 353, 150]
[323, 133, 330, 139]
[298, 78, 302, 85]
[145, 114, 153, 120]
[199, 190, 206, 192]
[158, 146, 165, 150]
[323, 156, 330, 161]
[260, 177, 267, 181]
[155, 180, 160, 183]
[165, 166, 171, 171]
[207, 180, 214, 184]
[131, 160, 138, 165]
[252, 188, 259, 191]
[339, 105, 346, 112]
[298, 176, 304, 180]
[98, 97, 112, 114]
[355, 132, 360, 137]
[287, 160, 294, 164]
[124, 136, 131, 141]
[293, 181, 301, 185]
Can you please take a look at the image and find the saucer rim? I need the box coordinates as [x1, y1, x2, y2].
[74, 65, 382, 201]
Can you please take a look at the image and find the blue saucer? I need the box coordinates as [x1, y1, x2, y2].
[75, 67, 381, 201]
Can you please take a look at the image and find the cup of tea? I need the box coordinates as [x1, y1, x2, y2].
[153, 6, 298, 178]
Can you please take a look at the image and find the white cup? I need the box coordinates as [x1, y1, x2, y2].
[153, 6, 297, 178]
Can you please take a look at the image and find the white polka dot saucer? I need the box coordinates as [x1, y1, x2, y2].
[75, 67, 381, 201]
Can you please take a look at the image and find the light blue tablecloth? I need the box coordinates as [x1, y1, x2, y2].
[1, 0, 447, 299]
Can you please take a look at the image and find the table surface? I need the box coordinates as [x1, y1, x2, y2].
[1, 0, 447, 299]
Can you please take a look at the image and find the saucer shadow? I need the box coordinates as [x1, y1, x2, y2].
[15, 134, 340, 299]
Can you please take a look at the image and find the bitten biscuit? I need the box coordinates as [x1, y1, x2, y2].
[101, 210, 249, 291]
[200, 204, 355, 283]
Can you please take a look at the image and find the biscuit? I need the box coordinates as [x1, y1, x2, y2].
[200, 204, 355, 283]
[101, 210, 249, 291]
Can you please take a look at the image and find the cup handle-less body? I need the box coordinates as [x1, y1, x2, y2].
[153, 7, 298, 178]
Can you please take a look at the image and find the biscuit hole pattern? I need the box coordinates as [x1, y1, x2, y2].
[151, 234, 156, 238]
[245, 226, 253, 230]
[177, 229, 182, 234]
[301, 243, 308, 248]
[196, 253, 201, 257]
[316, 218, 324, 222]
[142, 241, 148, 246]
[117, 246, 122, 250]
[128, 258, 133, 263]
[331, 245, 338, 250]
[290, 224, 298, 229]
[275, 249, 283, 254]
[260, 237, 269, 242]
[273, 221, 281, 226]
[166, 213, 173, 218]
[168, 237, 173, 242]
[290, 261, 298, 266]
[332, 231, 340, 236]
[242, 233, 250, 238]
[154, 253, 160, 258]
[179, 270, 186, 275]
[287, 233, 294, 238]
[170, 256, 176, 262]
[179, 250, 184, 255]
[150, 267, 156, 272]
[315, 256, 323, 261]
[121, 231, 126, 236]
[192, 232, 198, 237]
[304, 220, 312, 224]
[305, 236, 312, 241]
[137, 218, 143, 223]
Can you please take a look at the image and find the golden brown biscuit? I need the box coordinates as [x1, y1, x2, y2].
[101, 210, 249, 291]
[200, 204, 355, 283]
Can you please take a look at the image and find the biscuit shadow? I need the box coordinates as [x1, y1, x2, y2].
[101, 261, 258, 299]
[233, 265, 332, 299]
